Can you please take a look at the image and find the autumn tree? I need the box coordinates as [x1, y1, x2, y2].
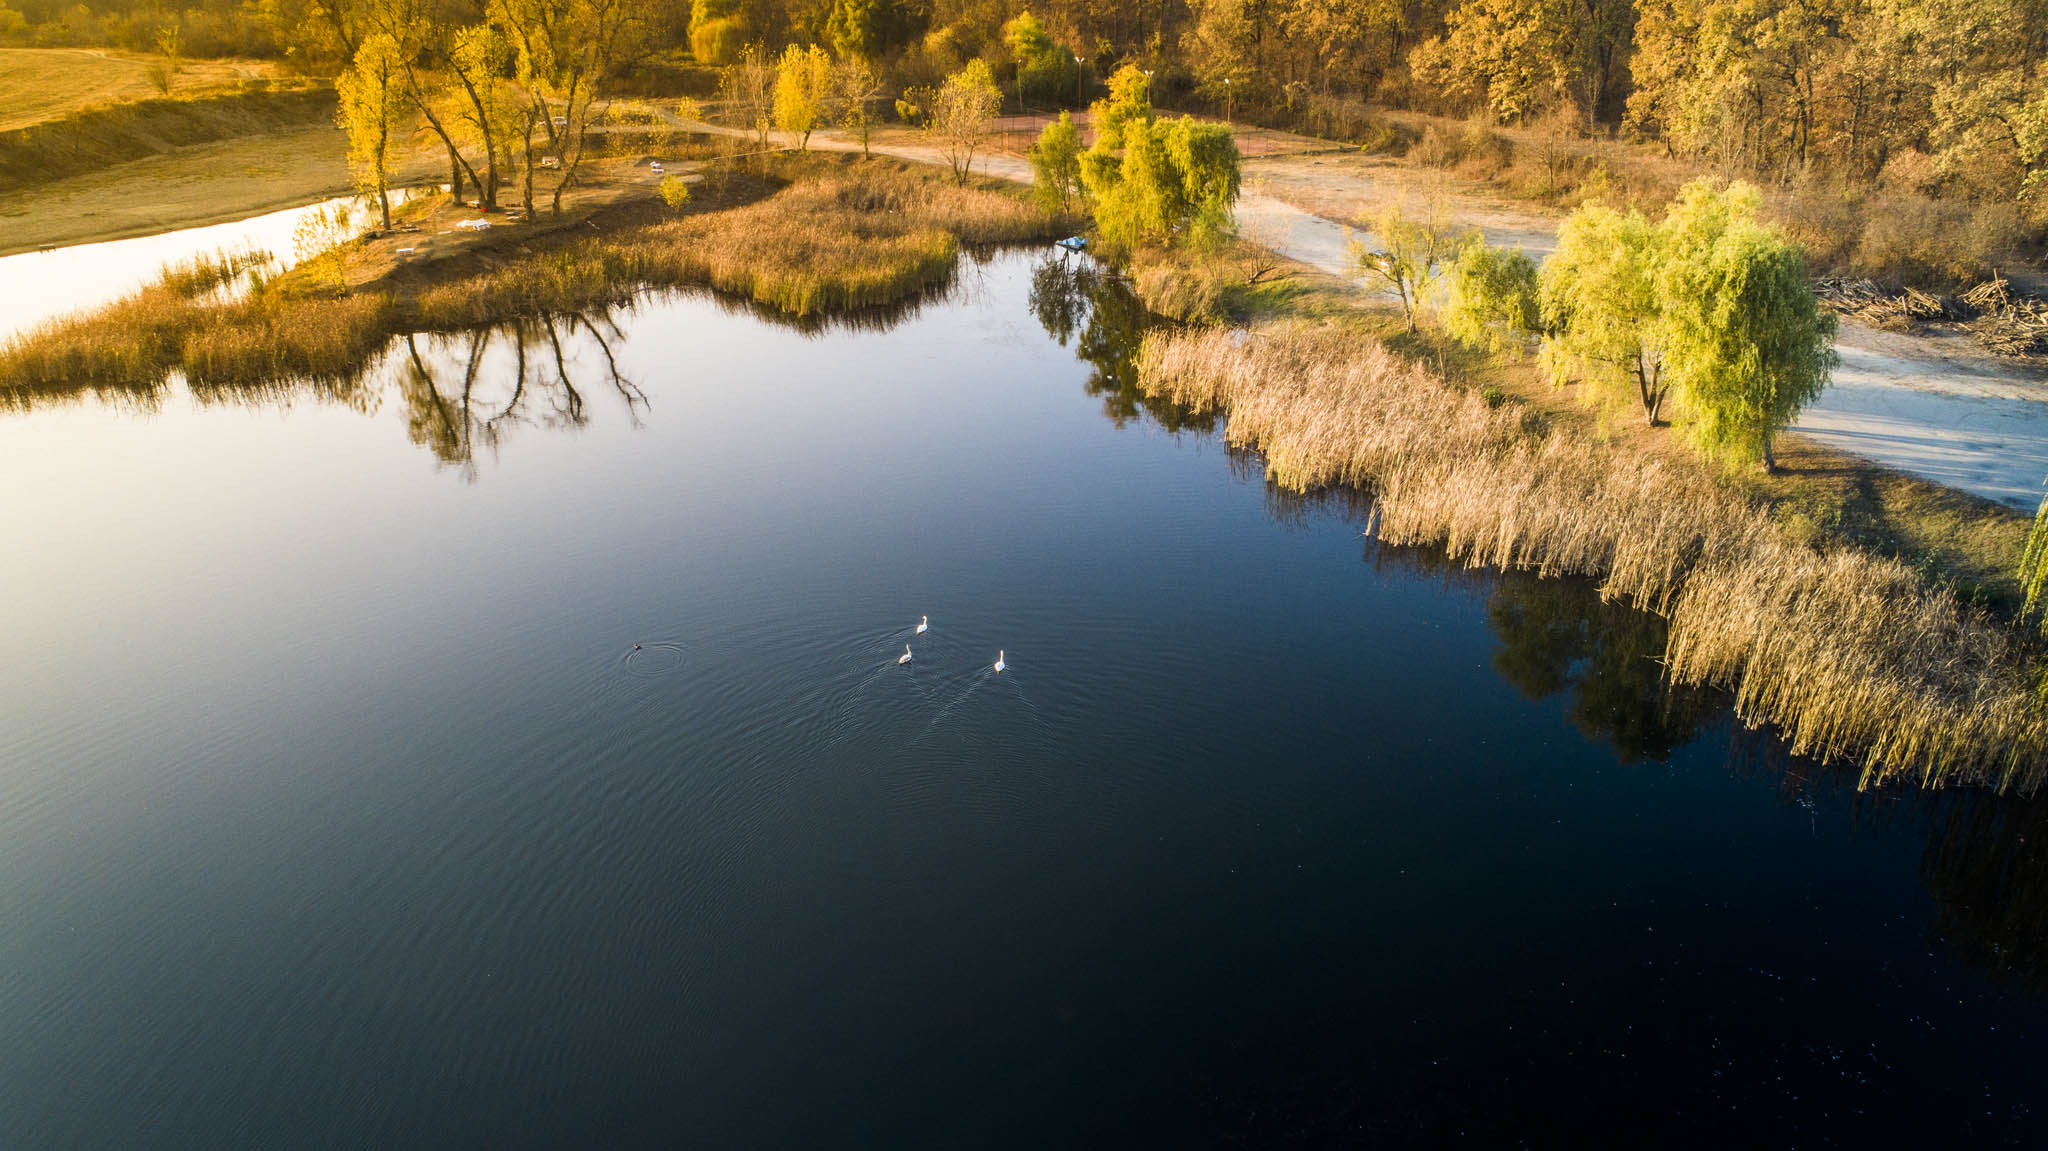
[445, 23, 517, 211]
[1627, 0, 1848, 175]
[1345, 195, 1475, 331]
[336, 32, 408, 228]
[1408, 0, 1631, 125]
[496, 0, 642, 216]
[772, 43, 832, 148]
[720, 43, 777, 153]
[927, 59, 1003, 183]
[831, 52, 883, 157]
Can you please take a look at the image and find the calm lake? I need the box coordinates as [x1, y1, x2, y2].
[2, 249, 2046, 1146]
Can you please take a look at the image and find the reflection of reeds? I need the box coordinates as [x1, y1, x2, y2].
[0, 158, 1060, 404]
[157, 246, 275, 298]
[1138, 325, 2048, 790]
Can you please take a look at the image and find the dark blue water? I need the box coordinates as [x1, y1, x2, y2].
[2, 252, 2045, 1147]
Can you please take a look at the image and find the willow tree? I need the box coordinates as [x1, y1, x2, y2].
[1656, 181, 1837, 471]
[690, 0, 747, 63]
[2023, 498, 2048, 640]
[1030, 111, 1084, 213]
[773, 43, 833, 149]
[336, 32, 408, 227]
[1078, 66, 1242, 252]
[1538, 202, 1670, 422]
[1443, 241, 1540, 355]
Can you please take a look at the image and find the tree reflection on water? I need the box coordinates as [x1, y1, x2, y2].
[395, 309, 647, 480]
[1027, 253, 1217, 434]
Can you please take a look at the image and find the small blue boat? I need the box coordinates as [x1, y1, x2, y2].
[1054, 236, 1088, 252]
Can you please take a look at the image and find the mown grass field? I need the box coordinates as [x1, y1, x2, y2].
[0, 47, 282, 132]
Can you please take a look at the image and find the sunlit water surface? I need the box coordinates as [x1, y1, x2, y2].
[2, 250, 2046, 1147]
[0, 186, 432, 341]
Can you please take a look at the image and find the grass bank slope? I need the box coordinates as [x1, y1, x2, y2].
[1139, 326, 2048, 791]
[0, 84, 332, 193]
[0, 48, 284, 132]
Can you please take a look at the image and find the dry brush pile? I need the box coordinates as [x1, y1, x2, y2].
[1138, 325, 2048, 791]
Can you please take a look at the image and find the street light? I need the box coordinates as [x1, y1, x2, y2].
[1074, 54, 1083, 109]
[1223, 76, 1233, 125]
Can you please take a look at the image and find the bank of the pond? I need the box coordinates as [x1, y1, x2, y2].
[0, 154, 1069, 401]
[1137, 325, 2048, 790]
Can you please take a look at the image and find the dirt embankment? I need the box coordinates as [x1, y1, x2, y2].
[0, 87, 335, 193]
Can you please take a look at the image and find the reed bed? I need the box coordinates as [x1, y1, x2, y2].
[1, 160, 1062, 403]
[1138, 326, 2048, 790]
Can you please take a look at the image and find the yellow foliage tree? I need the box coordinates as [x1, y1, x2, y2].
[774, 43, 833, 150]
[336, 33, 409, 229]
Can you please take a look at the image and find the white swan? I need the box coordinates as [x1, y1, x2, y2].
[898, 645, 914, 665]
[993, 650, 1006, 673]
[915, 615, 929, 635]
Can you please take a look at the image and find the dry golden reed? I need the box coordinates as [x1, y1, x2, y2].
[1138, 325, 2048, 791]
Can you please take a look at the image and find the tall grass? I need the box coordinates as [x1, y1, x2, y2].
[1138, 326, 2048, 790]
[413, 170, 1035, 325]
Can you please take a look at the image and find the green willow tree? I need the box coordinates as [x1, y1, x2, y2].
[1540, 182, 1835, 458]
[1538, 201, 1671, 423]
[2022, 498, 2048, 639]
[1657, 181, 1838, 470]
[1030, 111, 1084, 213]
[1344, 195, 1474, 332]
[1443, 241, 1540, 355]
[689, 0, 747, 63]
[1079, 66, 1243, 252]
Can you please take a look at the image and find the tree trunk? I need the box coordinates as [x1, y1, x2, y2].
[407, 69, 483, 208]
[450, 67, 500, 211]
[520, 106, 537, 220]
[374, 124, 392, 228]
[448, 142, 465, 205]
[1760, 432, 1777, 473]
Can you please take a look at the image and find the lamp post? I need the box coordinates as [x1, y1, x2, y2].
[1223, 76, 1232, 124]
[1074, 54, 1083, 109]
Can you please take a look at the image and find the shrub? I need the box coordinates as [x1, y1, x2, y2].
[1443, 242, 1540, 355]
[689, 17, 746, 65]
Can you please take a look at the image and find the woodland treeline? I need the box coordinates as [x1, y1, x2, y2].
[8, 0, 2043, 207]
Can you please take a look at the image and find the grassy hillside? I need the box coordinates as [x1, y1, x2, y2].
[0, 84, 335, 193]
[0, 47, 284, 132]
